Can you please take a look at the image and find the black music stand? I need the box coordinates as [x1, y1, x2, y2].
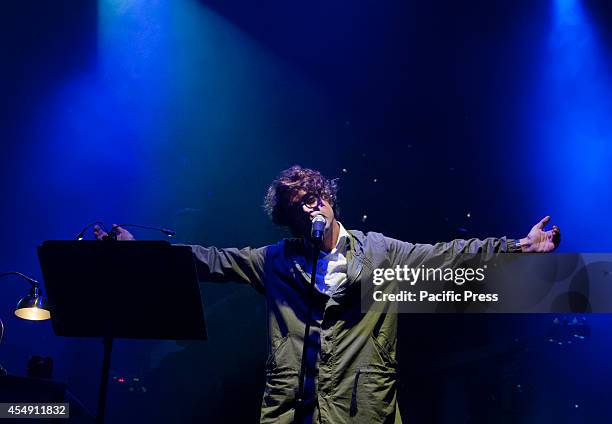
[37, 240, 207, 424]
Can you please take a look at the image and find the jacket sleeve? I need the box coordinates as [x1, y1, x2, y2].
[385, 236, 517, 268]
[186, 245, 267, 293]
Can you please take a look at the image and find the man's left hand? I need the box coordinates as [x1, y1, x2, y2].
[93, 224, 135, 241]
[520, 216, 561, 252]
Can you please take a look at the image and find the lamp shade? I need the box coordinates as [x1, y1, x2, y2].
[14, 286, 51, 321]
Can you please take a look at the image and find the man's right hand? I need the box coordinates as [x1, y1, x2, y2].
[93, 224, 135, 240]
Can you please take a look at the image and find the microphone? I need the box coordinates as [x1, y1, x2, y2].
[310, 215, 327, 244]
[114, 223, 176, 238]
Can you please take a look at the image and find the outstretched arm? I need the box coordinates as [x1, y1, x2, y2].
[93, 224, 267, 292]
[188, 245, 267, 293]
[387, 236, 512, 268]
[386, 216, 561, 267]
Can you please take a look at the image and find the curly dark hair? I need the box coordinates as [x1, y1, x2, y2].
[264, 165, 339, 227]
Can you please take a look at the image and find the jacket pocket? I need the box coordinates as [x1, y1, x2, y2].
[371, 335, 398, 368]
[350, 366, 398, 423]
[262, 336, 298, 424]
[265, 335, 290, 371]
[261, 369, 299, 424]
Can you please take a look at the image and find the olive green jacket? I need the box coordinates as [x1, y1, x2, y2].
[190, 230, 515, 423]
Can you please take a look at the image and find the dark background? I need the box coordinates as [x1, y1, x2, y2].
[1, 0, 611, 422]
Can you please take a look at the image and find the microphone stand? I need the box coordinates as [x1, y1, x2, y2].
[295, 240, 321, 423]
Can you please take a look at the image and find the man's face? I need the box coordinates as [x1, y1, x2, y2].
[287, 190, 335, 237]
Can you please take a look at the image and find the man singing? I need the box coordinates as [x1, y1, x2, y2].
[95, 165, 561, 423]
